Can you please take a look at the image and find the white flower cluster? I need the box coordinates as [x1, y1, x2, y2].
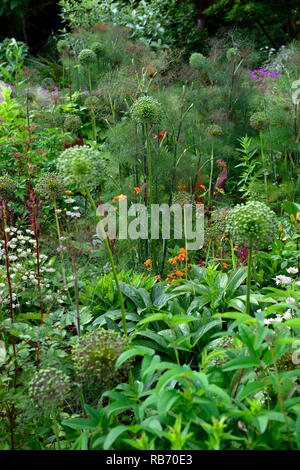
[262, 44, 295, 72]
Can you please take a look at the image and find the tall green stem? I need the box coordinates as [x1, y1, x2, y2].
[259, 131, 268, 200]
[85, 188, 127, 339]
[54, 200, 66, 286]
[88, 68, 97, 142]
[246, 237, 253, 315]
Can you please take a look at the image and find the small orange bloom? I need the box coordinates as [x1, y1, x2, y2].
[222, 262, 229, 268]
[134, 187, 142, 194]
[153, 130, 167, 140]
[234, 245, 238, 251]
[113, 194, 127, 202]
[144, 259, 151, 267]
[176, 270, 184, 277]
[155, 275, 161, 280]
[65, 190, 72, 194]
[198, 184, 206, 191]
[221, 232, 226, 238]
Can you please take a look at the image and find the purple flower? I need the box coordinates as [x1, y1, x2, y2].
[275, 275, 292, 285]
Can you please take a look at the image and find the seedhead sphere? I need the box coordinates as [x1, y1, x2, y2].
[207, 124, 222, 137]
[56, 145, 106, 190]
[78, 49, 97, 66]
[91, 42, 103, 57]
[72, 327, 131, 388]
[189, 52, 207, 71]
[0, 176, 16, 201]
[64, 115, 82, 132]
[250, 111, 270, 130]
[36, 172, 65, 201]
[28, 367, 71, 409]
[131, 95, 162, 125]
[225, 200, 278, 249]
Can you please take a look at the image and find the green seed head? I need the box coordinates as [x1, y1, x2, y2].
[131, 95, 162, 125]
[56, 145, 106, 190]
[64, 115, 82, 132]
[207, 124, 222, 137]
[0, 176, 16, 201]
[250, 111, 270, 130]
[28, 367, 71, 409]
[72, 328, 131, 388]
[189, 53, 207, 71]
[225, 200, 278, 249]
[91, 42, 103, 57]
[36, 172, 65, 201]
[57, 40, 69, 53]
[78, 49, 97, 66]
[226, 47, 238, 62]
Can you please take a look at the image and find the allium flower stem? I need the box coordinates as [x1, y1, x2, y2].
[259, 130, 268, 200]
[85, 188, 128, 339]
[54, 199, 66, 286]
[88, 68, 97, 141]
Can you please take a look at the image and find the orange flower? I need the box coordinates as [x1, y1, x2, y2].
[155, 275, 161, 280]
[179, 248, 186, 255]
[168, 274, 175, 280]
[222, 262, 229, 268]
[198, 184, 206, 191]
[134, 187, 142, 194]
[112, 194, 127, 202]
[221, 232, 226, 238]
[153, 130, 167, 140]
[234, 245, 238, 251]
[161, 185, 165, 190]
[65, 190, 72, 194]
[144, 259, 151, 267]
[176, 270, 184, 277]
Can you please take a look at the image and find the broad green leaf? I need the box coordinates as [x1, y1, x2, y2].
[103, 425, 128, 450]
[222, 356, 260, 371]
[115, 346, 155, 370]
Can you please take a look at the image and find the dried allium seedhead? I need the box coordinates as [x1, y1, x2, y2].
[173, 191, 195, 207]
[36, 172, 65, 201]
[189, 52, 207, 71]
[225, 200, 278, 249]
[41, 78, 55, 90]
[250, 111, 270, 130]
[64, 115, 82, 132]
[78, 49, 97, 66]
[226, 47, 238, 62]
[57, 145, 106, 190]
[57, 40, 69, 53]
[131, 96, 162, 125]
[210, 206, 232, 232]
[91, 42, 103, 57]
[28, 367, 71, 408]
[0, 175, 16, 201]
[207, 124, 222, 137]
[72, 328, 131, 388]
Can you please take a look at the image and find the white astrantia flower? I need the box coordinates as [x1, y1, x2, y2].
[286, 267, 298, 274]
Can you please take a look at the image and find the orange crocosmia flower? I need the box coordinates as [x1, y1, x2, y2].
[113, 194, 127, 202]
[176, 270, 184, 277]
[168, 274, 175, 280]
[222, 262, 229, 268]
[134, 187, 142, 194]
[144, 259, 151, 267]
[234, 245, 238, 251]
[155, 275, 161, 280]
[179, 248, 186, 254]
[153, 130, 167, 140]
[198, 184, 206, 190]
[65, 190, 72, 194]
[221, 232, 226, 238]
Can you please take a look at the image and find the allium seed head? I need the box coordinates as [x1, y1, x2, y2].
[0, 175, 16, 201]
[57, 145, 106, 190]
[131, 96, 162, 125]
[28, 367, 71, 408]
[72, 328, 131, 388]
[78, 49, 97, 66]
[36, 172, 65, 201]
[225, 200, 278, 249]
